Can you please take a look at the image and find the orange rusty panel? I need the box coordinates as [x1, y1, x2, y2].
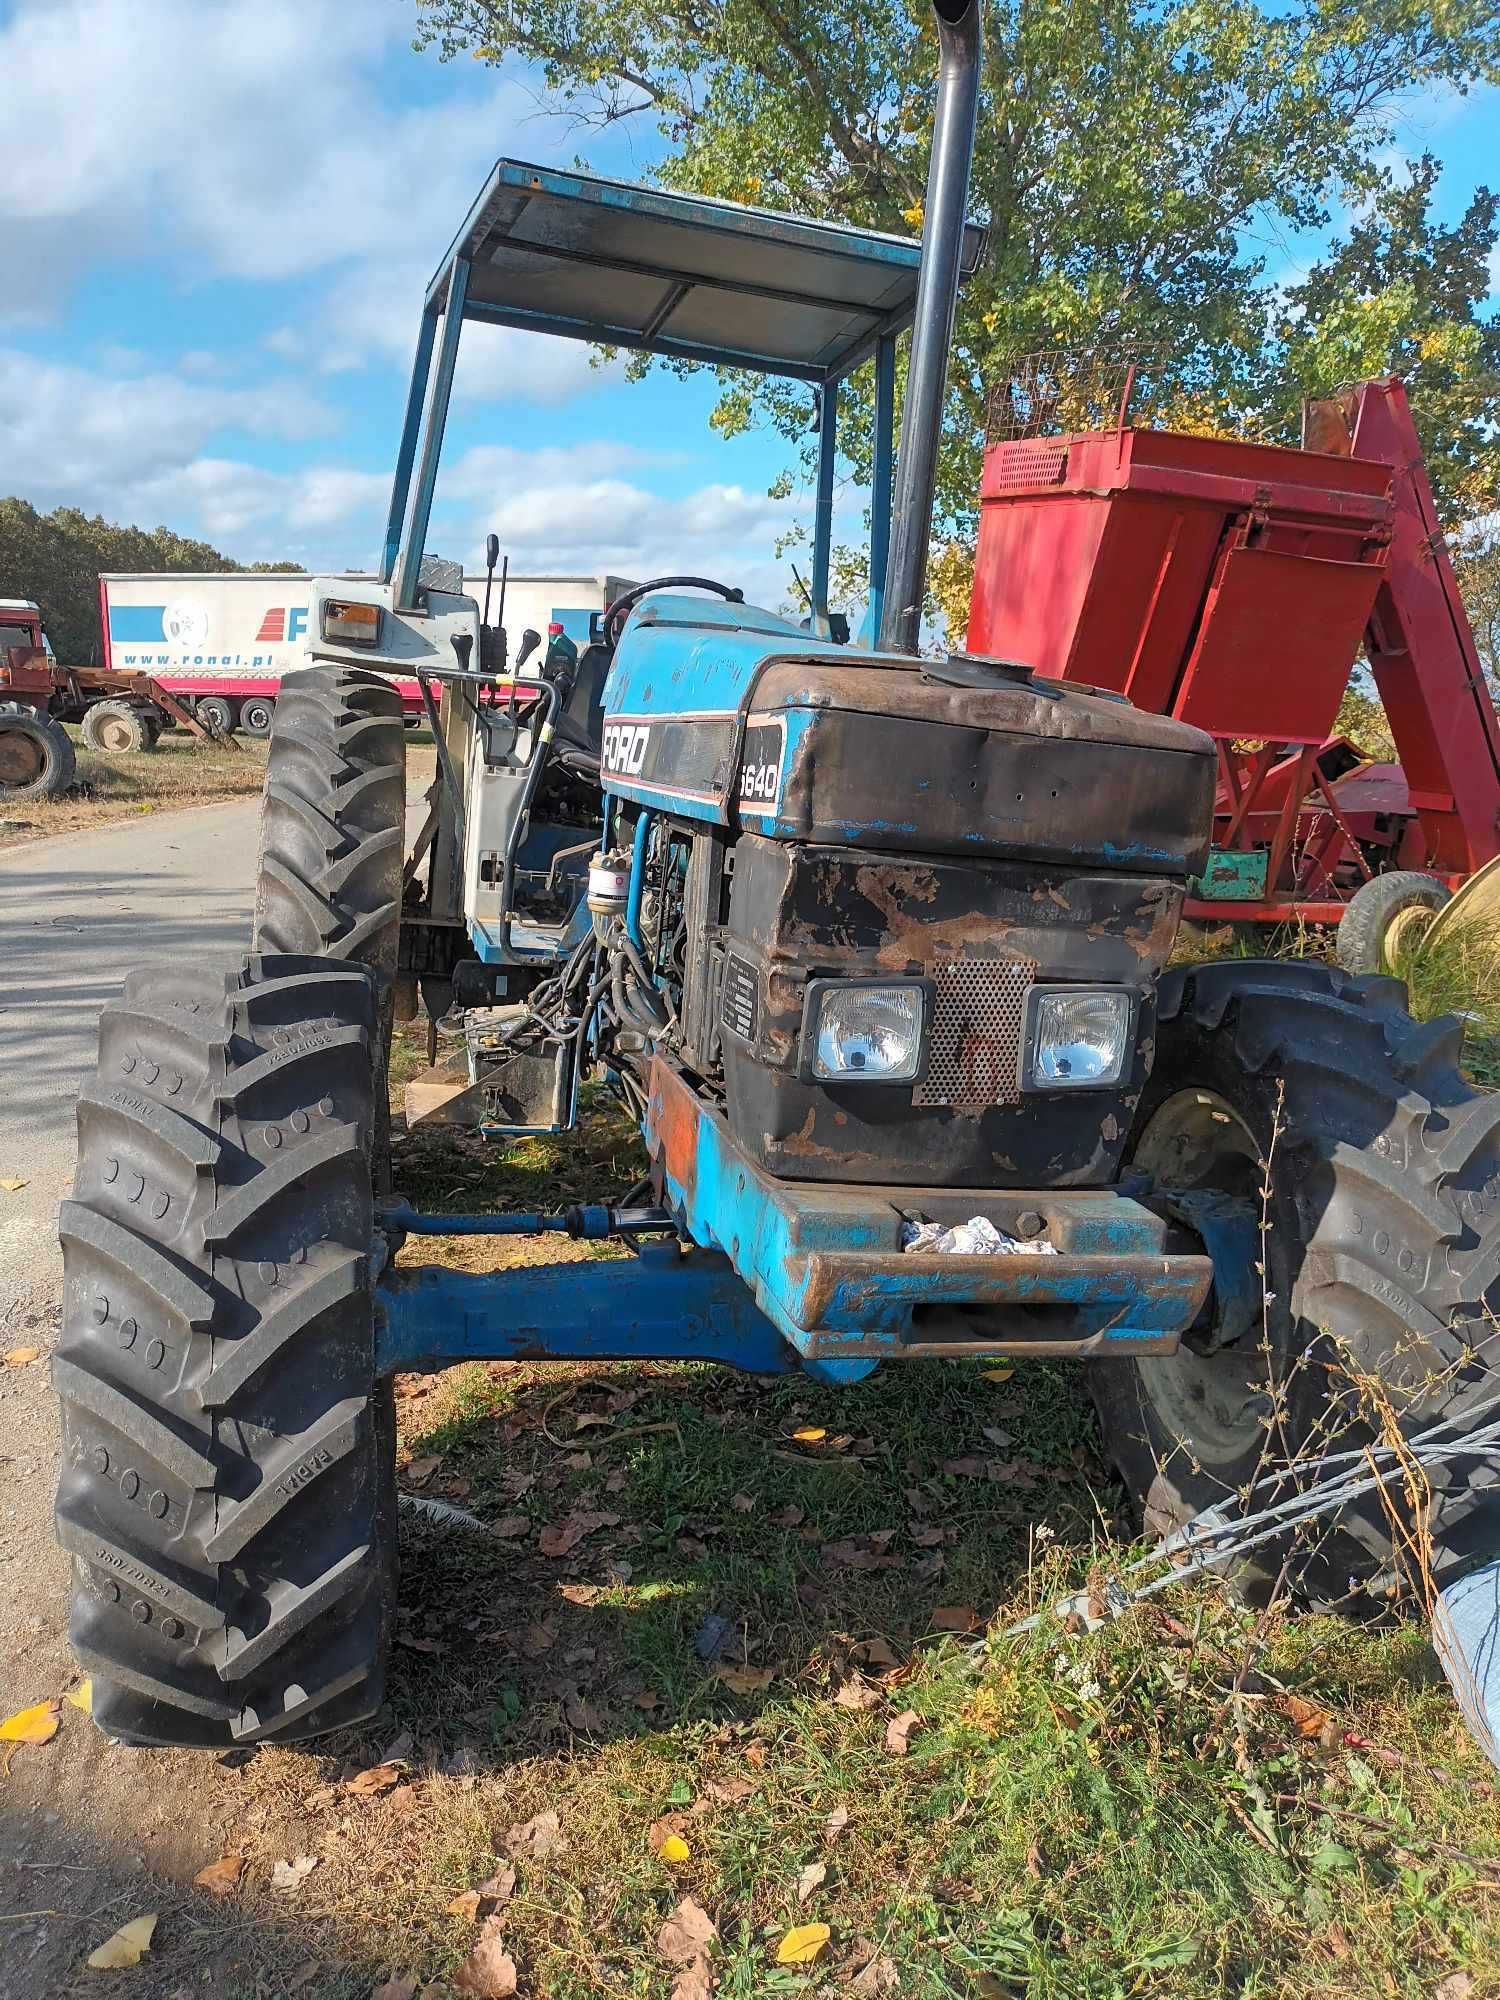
[1172, 544, 1385, 742]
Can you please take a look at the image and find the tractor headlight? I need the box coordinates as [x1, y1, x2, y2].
[1023, 987, 1133, 1089]
[321, 599, 382, 647]
[802, 979, 928, 1083]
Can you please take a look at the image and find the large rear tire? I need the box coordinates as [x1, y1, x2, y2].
[54, 954, 394, 1746]
[1093, 959, 1500, 1612]
[0, 711, 75, 799]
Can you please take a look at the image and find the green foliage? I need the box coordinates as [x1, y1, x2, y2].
[415, 0, 1500, 597]
[0, 497, 303, 665]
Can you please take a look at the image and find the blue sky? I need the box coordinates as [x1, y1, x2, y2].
[0, 0, 1495, 603]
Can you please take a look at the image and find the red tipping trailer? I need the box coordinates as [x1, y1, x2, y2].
[967, 376, 1500, 953]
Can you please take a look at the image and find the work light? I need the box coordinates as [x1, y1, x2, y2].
[801, 980, 928, 1083]
[1023, 987, 1132, 1089]
[321, 599, 382, 647]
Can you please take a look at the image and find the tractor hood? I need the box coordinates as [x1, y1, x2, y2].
[601, 596, 1216, 876]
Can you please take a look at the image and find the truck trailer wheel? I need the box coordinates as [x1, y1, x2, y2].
[53, 953, 394, 1746]
[0, 711, 76, 799]
[81, 700, 157, 755]
[195, 695, 237, 738]
[1336, 870, 1451, 974]
[1093, 958, 1500, 1612]
[238, 696, 276, 737]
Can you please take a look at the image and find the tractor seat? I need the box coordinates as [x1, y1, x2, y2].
[551, 642, 611, 772]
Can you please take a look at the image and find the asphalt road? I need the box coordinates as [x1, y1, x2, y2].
[0, 800, 266, 1329]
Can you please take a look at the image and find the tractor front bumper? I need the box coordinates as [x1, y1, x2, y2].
[371, 1061, 1211, 1386]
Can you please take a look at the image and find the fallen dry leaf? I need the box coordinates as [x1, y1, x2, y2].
[0, 1697, 60, 1771]
[712, 1663, 773, 1694]
[3, 1345, 40, 1365]
[884, 1709, 923, 1755]
[86, 1913, 157, 1970]
[909, 1524, 945, 1547]
[1283, 1693, 1333, 1740]
[271, 1855, 320, 1893]
[850, 1950, 900, 1996]
[730, 1492, 755, 1513]
[774, 1922, 830, 1967]
[573, 1411, 613, 1431]
[506, 1809, 565, 1859]
[791, 1426, 827, 1443]
[193, 1853, 246, 1898]
[703, 1775, 755, 1805]
[538, 1518, 588, 1558]
[657, 1896, 719, 1966]
[558, 1581, 601, 1606]
[852, 1636, 901, 1672]
[493, 1515, 531, 1539]
[370, 1980, 418, 2000]
[982, 1366, 1014, 1383]
[659, 1834, 692, 1865]
[650, 1813, 690, 1853]
[633, 1689, 662, 1711]
[796, 1860, 826, 1903]
[1434, 1976, 1474, 2000]
[453, 1916, 518, 1997]
[346, 1763, 403, 1797]
[824, 1804, 850, 1846]
[62, 1680, 92, 1714]
[833, 1676, 882, 1711]
[0, 1177, 29, 1194]
[402, 1454, 444, 1488]
[930, 1605, 982, 1634]
[671, 1959, 715, 2000]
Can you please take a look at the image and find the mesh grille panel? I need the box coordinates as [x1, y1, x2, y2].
[915, 957, 1036, 1112]
[986, 439, 1069, 490]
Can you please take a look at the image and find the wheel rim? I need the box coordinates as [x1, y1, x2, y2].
[96, 715, 136, 752]
[1131, 1088, 1270, 1464]
[1383, 901, 1438, 969]
[0, 729, 44, 788]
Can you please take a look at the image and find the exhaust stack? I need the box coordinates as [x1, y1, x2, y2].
[878, 0, 983, 655]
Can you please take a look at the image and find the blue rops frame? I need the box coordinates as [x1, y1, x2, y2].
[377, 160, 983, 636]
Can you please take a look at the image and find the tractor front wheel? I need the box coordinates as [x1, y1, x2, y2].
[1093, 959, 1500, 1612]
[53, 954, 395, 1746]
[0, 711, 76, 799]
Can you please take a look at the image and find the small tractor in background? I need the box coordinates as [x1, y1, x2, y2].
[0, 597, 77, 799]
[0, 594, 233, 803]
[967, 363, 1500, 973]
[52, 0, 1500, 1751]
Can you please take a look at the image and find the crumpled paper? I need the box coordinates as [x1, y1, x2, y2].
[900, 1215, 1058, 1256]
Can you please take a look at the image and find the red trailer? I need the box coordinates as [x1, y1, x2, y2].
[966, 375, 1500, 965]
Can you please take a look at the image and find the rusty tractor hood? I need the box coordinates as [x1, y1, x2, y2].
[601, 597, 1215, 876]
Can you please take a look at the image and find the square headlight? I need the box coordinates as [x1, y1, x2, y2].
[321, 598, 382, 647]
[801, 979, 928, 1083]
[1023, 986, 1133, 1090]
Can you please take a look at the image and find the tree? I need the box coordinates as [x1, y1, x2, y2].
[416, 0, 1500, 614]
[0, 500, 302, 664]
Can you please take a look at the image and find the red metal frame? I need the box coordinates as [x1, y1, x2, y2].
[966, 377, 1500, 925]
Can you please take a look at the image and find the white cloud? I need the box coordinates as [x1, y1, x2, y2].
[0, 347, 334, 494]
[0, 0, 591, 316]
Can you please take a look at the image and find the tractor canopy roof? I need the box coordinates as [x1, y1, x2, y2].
[426, 159, 984, 386]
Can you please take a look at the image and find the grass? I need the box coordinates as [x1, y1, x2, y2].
[0, 721, 438, 850]
[179, 1017, 1500, 1998]
[0, 724, 269, 847]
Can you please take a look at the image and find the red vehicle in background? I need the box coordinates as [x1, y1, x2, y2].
[967, 372, 1500, 969]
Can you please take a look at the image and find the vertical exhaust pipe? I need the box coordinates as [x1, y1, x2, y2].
[878, 0, 983, 655]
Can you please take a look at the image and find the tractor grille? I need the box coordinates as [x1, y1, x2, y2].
[915, 957, 1036, 1113]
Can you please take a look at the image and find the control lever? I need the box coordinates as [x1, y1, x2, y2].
[515, 628, 542, 669]
[451, 632, 474, 673]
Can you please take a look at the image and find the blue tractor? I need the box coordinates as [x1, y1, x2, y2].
[56, 0, 1500, 1745]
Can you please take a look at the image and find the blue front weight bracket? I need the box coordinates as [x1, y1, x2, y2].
[374, 1058, 1214, 1384]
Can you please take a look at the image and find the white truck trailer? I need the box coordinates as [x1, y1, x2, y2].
[98, 571, 633, 735]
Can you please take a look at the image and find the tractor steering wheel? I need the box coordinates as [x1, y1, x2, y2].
[602, 576, 744, 648]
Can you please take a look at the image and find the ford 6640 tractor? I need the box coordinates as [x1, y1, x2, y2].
[54, 0, 1500, 1747]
